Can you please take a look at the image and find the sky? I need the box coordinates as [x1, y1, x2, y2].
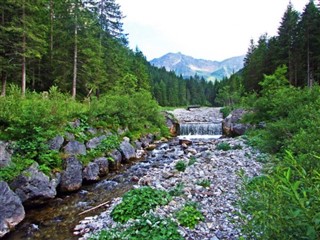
[117, 0, 310, 61]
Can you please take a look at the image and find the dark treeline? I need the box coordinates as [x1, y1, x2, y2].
[216, 1, 320, 103]
[0, 0, 152, 98]
[149, 66, 216, 106]
[0, 0, 217, 107]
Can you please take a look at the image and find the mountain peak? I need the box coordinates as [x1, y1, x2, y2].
[150, 53, 244, 80]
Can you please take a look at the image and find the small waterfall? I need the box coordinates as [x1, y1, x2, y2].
[179, 122, 222, 136]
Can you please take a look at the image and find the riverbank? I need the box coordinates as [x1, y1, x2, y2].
[75, 136, 263, 240]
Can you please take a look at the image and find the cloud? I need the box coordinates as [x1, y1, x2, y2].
[118, 0, 309, 61]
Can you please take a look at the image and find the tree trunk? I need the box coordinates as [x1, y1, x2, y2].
[72, 1, 78, 99]
[21, 0, 26, 96]
[1, 71, 7, 97]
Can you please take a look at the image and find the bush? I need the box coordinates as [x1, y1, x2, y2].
[239, 152, 320, 239]
[90, 214, 183, 240]
[176, 202, 204, 229]
[216, 142, 231, 151]
[111, 187, 172, 223]
[175, 160, 187, 172]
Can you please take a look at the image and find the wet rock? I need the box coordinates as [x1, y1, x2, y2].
[179, 139, 193, 146]
[64, 141, 86, 156]
[60, 156, 83, 192]
[94, 157, 109, 176]
[140, 133, 154, 148]
[48, 136, 64, 151]
[108, 149, 122, 171]
[0, 181, 25, 238]
[86, 135, 107, 150]
[222, 109, 251, 136]
[119, 140, 136, 163]
[10, 163, 58, 206]
[0, 141, 12, 168]
[83, 162, 100, 182]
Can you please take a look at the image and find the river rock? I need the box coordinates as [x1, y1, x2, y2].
[0, 141, 12, 168]
[83, 162, 100, 182]
[139, 133, 154, 148]
[60, 156, 83, 192]
[222, 109, 251, 136]
[10, 163, 58, 206]
[94, 157, 109, 176]
[119, 140, 136, 163]
[64, 141, 86, 156]
[48, 135, 64, 151]
[0, 181, 25, 238]
[86, 135, 107, 150]
[108, 149, 122, 171]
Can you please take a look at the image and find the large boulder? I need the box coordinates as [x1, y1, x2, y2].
[0, 181, 25, 238]
[0, 141, 12, 168]
[163, 112, 179, 136]
[60, 156, 83, 192]
[82, 162, 100, 182]
[222, 109, 251, 136]
[108, 149, 122, 171]
[139, 134, 154, 148]
[10, 163, 58, 206]
[86, 135, 107, 150]
[48, 135, 64, 151]
[94, 157, 109, 176]
[119, 139, 136, 163]
[64, 141, 86, 156]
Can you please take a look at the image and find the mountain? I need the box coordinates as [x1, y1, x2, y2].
[150, 52, 245, 81]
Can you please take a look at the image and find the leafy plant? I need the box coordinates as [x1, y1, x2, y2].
[216, 142, 231, 151]
[111, 187, 172, 223]
[90, 214, 183, 240]
[175, 160, 187, 172]
[169, 182, 185, 196]
[196, 179, 211, 188]
[176, 202, 204, 229]
[188, 156, 197, 166]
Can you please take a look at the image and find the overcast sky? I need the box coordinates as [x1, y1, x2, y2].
[117, 0, 310, 61]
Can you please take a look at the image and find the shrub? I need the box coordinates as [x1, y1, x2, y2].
[176, 202, 204, 229]
[111, 187, 172, 223]
[196, 179, 211, 188]
[175, 160, 187, 172]
[90, 214, 183, 240]
[216, 142, 231, 151]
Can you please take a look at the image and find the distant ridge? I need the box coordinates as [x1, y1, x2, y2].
[150, 52, 245, 81]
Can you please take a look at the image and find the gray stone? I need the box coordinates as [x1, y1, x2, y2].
[83, 162, 100, 182]
[0, 181, 25, 238]
[0, 141, 12, 168]
[10, 163, 58, 206]
[108, 149, 122, 171]
[64, 141, 86, 156]
[94, 157, 109, 176]
[86, 135, 107, 150]
[119, 140, 136, 162]
[140, 133, 154, 148]
[48, 135, 64, 151]
[222, 109, 251, 136]
[60, 156, 83, 192]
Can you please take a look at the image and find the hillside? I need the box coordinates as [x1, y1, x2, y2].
[150, 52, 244, 81]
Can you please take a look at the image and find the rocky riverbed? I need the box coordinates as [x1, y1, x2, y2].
[168, 107, 223, 123]
[75, 136, 263, 240]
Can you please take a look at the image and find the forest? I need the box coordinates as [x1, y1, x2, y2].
[1, 0, 320, 239]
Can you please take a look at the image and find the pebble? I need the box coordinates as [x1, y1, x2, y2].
[74, 137, 262, 240]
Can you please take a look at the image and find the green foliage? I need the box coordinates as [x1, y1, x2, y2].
[81, 135, 120, 165]
[175, 160, 187, 172]
[90, 214, 183, 240]
[188, 156, 197, 166]
[196, 179, 211, 188]
[176, 202, 204, 229]
[239, 152, 320, 239]
[169, 182, 185, 197]
[111, 187, 172, 223]
[216, 142, 231, 151]
[220, 106, 232, 118]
